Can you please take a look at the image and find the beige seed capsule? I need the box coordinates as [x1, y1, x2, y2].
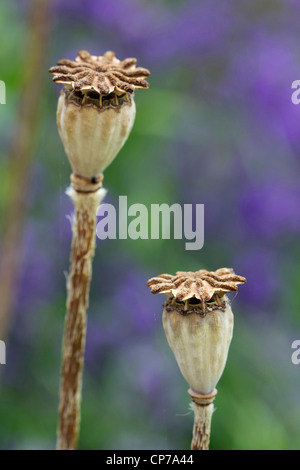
[162, 296, 234, 395]
[56, 91, 136, 181]
[147, 268, 246, 450]
[50, 50, 150, 192]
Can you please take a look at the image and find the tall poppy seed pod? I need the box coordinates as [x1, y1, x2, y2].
[49, 50, 149, 451]
[56, 91, 136, 186]
[50, 50, 150, 192]
[147, 268, 246, 450]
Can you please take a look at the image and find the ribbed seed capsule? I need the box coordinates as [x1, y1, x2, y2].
[162, 296, 233, 395]
[147, 268, 246, 450]
[56, 91, 136, 180]
[49, 50, 150, 192]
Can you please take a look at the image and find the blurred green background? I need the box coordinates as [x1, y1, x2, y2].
[1, 0, 300, 450]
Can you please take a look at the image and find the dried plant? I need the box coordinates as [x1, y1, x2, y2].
[147, 267, 246, 450]
[50, 50, 149, 450]
[148, 268, 246, 305]
[49, 50, 149, 96]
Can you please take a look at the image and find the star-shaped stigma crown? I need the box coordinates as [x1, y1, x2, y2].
[49, 50, 150, 96]
[147, 268, 246, 303]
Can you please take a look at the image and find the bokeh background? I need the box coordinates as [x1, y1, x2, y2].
[0, 0, 300, 450]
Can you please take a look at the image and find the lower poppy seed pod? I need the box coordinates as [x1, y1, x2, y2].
[147, 268, 246, 450]
[162, 296, 233, 395]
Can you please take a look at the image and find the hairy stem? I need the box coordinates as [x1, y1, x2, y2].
[57, 187, 106, 450]
[191, 402, 214, 450]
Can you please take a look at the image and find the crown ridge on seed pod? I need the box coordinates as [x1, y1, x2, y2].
[147, 267, 246, 303]
[49, 49, 150, 96]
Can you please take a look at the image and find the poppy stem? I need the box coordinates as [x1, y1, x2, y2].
[56, 186, 106, 450]
[188, 388, 217, 451]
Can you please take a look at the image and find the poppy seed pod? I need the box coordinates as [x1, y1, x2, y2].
[147, 268, 246, 450]
[162, 296, 234, 395]
[50, 50, 150, 192]
[56, 91, 136, 181]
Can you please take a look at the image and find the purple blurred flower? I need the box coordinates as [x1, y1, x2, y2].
[85, 317, 117, 370]
[85, 267, 161, 368]
[117, 341, 180, 420]
[56, 0, 233, 62]
[114, 270, 158, 335]
[141, 0, 233, 61]
[16, 224, 56, 310]
[239, 182, 300, 239]
[222, 30, 300, 146]
[234, 248, 279, 308]
[13, 188, 74, 319]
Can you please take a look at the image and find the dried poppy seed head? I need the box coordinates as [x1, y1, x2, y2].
[147, 268, 246, 395]
[49, 50, 150, 96]
[49, 50, 150, 191]
[147, 267, 246, 312]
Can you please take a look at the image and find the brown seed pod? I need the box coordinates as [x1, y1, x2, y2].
[162, 296, 234, 395]
[147, 267, 246, 450]
[147, 268, 246, 394]
[50, 50, 150, 191]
